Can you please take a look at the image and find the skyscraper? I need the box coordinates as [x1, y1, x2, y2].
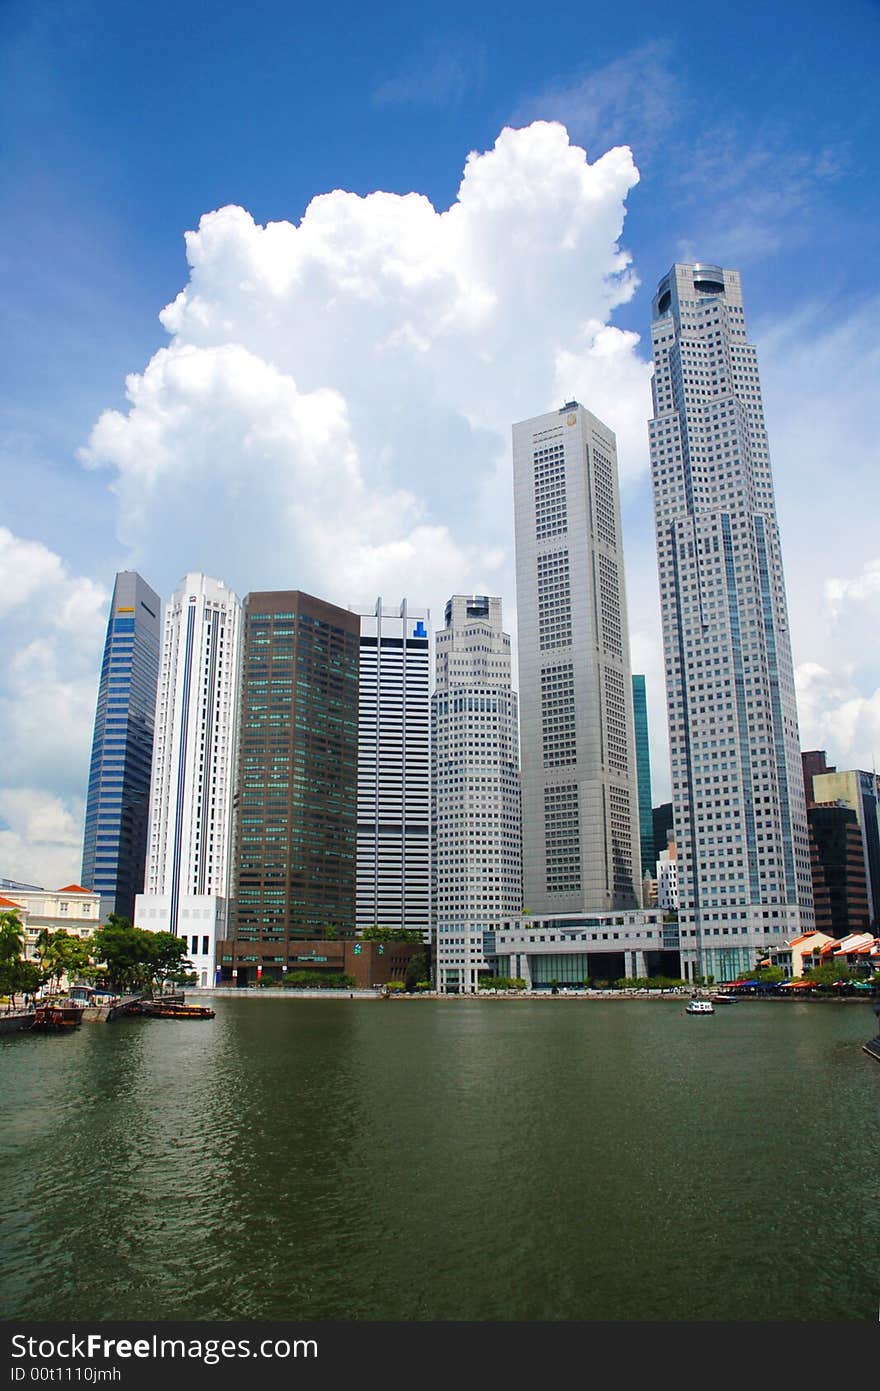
[631, 674, 654, 893]
[433, 595, 522, 993]
[135, 574, 242, 984]
[810, 765, 880, 929]
[82, 571, 161, 921]
[231, 591, 360, 961]
[513, 401, 641, 916]
[354, 599, 431, 940]
[648, 263, 813, 982]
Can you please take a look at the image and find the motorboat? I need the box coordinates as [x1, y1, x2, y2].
[31, 1000, 83, 1030]
[686, 998, 715, 1015]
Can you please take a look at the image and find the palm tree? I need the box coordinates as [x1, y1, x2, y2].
[35, 927, 53, 971]
[0, 911, 25, 963]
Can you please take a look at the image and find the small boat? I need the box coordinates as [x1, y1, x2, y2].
[686, 998, 715, 1015]
[710, 993, 737, 1004]
[140, 1002, 215, 1020]
[0, 1009, 37, 1035]
[32, 1000, 84, 1031]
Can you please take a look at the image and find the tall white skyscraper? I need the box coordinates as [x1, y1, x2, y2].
[354, 599, 431, 940]
[433, 595, 522, 993]
[648, 263, 813, 982]
[513, 402, 641, 916]
[135, 573, 242, 985]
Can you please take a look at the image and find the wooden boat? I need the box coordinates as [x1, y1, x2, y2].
[32, 1000, 84, 1031]
[0, 1009, 37, 1035]
[140, 1001, 215, 1020]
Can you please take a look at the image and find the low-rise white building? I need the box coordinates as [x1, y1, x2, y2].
[480, 908, 682, 988]
[135, 893, 226, 988]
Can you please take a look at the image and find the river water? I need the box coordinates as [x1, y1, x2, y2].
[1, 996, 877, 1321]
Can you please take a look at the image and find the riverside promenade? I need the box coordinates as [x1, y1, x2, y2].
[194, 986, 692, 1002]
[192, 985, 875, 1004]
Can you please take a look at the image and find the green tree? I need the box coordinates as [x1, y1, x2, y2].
[40, 931, 96, 991]
[404, 951, 428, 992]
[740, 957, 785, 983]
[359, 926, 423, 943]
[148, 932, 193, 987]
[94, 924, 195, 993]
[0, 958, 45, 1006]
[282, 971, 356, 989]
[104, 912, 134, 931]
[93, 923, 154, 991]
[804, 961, 859, 987]
[0, 911, 25, 963]
[15, 959, 44, 1001]
[34, 928, 54, 973]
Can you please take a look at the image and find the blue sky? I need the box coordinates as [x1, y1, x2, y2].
[2, 0, 879, 884]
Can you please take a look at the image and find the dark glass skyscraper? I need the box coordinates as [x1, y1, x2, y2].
[631, 675, 654, 889]
[81, 572, 161, 921]
[806, 806, 869, 939]
[232, 591, 360, 952]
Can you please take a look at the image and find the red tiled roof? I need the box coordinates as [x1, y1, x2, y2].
[56, 884, 91, 894]
[0, 894, 25, 909]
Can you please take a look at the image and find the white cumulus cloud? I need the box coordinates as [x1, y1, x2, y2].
[795, 662, 880, 773]
[0, 529, 107, 886]
[82, 122, 644, 611]
[825, 557, 880, 616]
[0, 789, 85, 892]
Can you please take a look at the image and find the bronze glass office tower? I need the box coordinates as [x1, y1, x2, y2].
[232, 591, 360, 945]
